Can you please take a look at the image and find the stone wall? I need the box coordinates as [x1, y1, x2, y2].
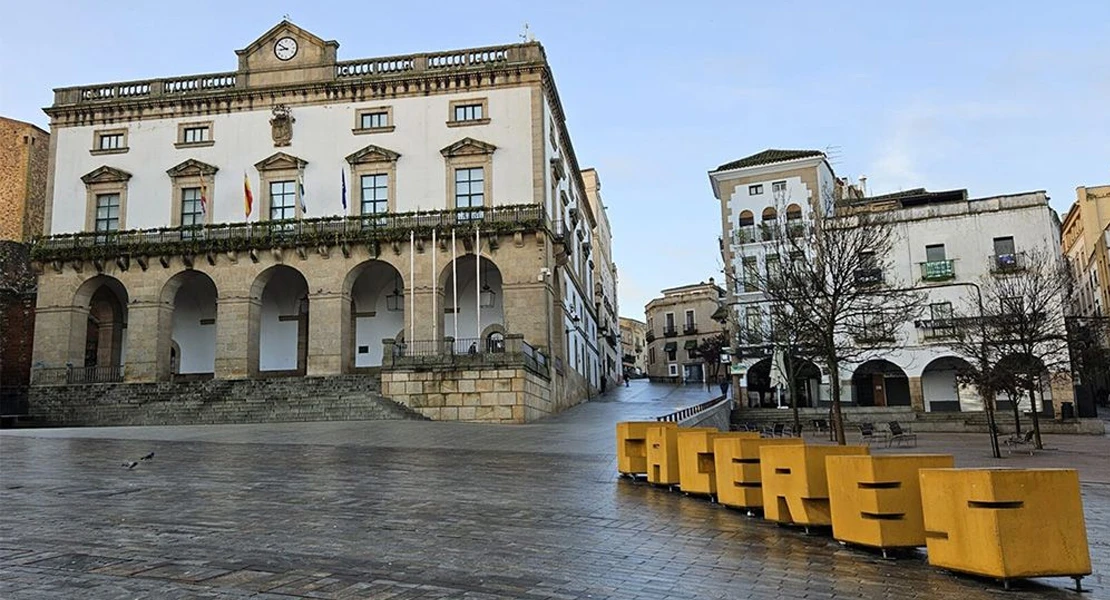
[0, 117, 48, 242]
[24, 375, 424, 427]
[0, 242, 36, 416]
[381, 365, 554, 423]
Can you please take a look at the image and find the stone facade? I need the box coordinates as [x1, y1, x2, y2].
[381, 365, 552, 423]
[29, 22, 608, 424]
[0, 242, 36, 418]
[0, 116, 48, 242]
[581, 168, 621, 389]
[644, 281, 727, 383]
[619, 316, 647, 377]
[1061, 184, 1110, 317]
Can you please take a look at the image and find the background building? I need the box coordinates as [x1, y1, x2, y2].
[28, 22, 607, 424]
[0, 116, 48, 421]
[619, 316, 646, 378]
[1062, 184, 1110, 317]
[644, 280, 725, 383]
[581, 168, 620, 389]
[711, 149, 1072, 416]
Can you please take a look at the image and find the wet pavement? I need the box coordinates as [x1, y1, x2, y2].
[1, 380, 1106, 599]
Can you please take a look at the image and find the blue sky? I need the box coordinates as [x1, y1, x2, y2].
[3, 1, 1108, 319]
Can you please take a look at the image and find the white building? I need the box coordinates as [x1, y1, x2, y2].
[710, 149, 1070, 414]
[30, 21, 605, 422]
[582, 168, 621, 389]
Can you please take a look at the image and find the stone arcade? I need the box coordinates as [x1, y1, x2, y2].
[29, 22, 605, 424]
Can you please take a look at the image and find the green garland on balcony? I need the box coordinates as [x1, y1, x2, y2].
[31, 204, 548, 264]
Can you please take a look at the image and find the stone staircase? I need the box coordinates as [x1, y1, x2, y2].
[26, 375, 428, 427]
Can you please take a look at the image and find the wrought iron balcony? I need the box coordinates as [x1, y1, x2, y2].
[683, 324, 698, 335]
[920, 259, 956, 281]
[663, 327, 678, 338]
[32, 365, 124, 385]
[989, 252, 1026, 274]
[854, 267, 884, 286]
[382, 334, 549, 379]
[32, 204, 549, 264]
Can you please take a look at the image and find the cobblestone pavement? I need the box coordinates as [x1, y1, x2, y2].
[1, 381, 1106, 599]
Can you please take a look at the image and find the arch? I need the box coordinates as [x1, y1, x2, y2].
[851, 359, 910, 407]
[343, 260, 406, 370]
[761, 206, 778, 222]
[738, 210, 754, 227]
[744, 356, 821, 408]
[922, 356, 977, 412]
[160, 270, 218, 377]
[439, 254, 504, 345]
[73, 275, 129, 371]
[785, 203, 803, 220]
[994, 353, 1052, 415]
[251, 265, 309, 375]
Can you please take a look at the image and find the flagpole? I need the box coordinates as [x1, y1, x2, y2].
[452, 229, 458, 346]
[431, 228, 437, 342]
[409, 230, 415, 341]
[475, 226, 481, 345]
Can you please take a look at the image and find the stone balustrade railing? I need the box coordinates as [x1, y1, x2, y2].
[54, 43, 543, 106]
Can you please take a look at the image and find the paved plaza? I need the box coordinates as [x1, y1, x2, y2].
[1, 381, 1107, 599]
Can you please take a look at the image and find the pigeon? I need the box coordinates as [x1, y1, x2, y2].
[140, 452, 155, 461]
[122, 461, 138, 469]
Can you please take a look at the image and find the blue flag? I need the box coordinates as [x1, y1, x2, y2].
[341, 169, 347, 210]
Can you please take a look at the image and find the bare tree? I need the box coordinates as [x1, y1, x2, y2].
[943, 248, 1072, 450]
[739, 205, 924, 444]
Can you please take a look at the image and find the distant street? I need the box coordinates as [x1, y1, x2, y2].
[1, 379, 1106, 599]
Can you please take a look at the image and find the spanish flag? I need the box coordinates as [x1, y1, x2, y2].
[243, 172, 254, 218]
[199, 177, 209, 215]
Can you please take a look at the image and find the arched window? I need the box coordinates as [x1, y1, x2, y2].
[785, 203, 802, 220]
[761, 207, 778, 222]
[487, 331, 505, 353]
[760, 207, 779, 241]
[738, 210, 754, 227]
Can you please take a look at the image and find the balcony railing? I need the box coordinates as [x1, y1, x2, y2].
[383, 334, 549, 379]
[54, 44, 544, 107]
[32, 204, 548, 264]
[854, 267, 883, 286]
[645, 331, 656, 342]
[663, 327, 678, 338]
[32, 365, 124, 385]
[735, 226, 757, 244]
[915, 318, 956, 340]
[920, 259, 956, 281]
[990, 252, 1026, 274]
[683, 324, 698, 335]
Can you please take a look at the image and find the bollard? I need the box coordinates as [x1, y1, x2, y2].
[759, 444, 869, 528]
[713, 436, 804, 511]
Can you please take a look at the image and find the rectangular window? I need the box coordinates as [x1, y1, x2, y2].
[649, 347, 655, 364]
[743, 256, 759, 292]
[772, 181, 787, 195]
[360, 111, 388, 130]
[684, 310, 695, 329]
[666, 348, 676, 362]
[99, 133, 124, 150]
[993, 236, 1015, 256]
[94, 193, 120, 233]
[182, 126, 209, 144]
[269, 180, 297, 221]
[930, 302, 952, 322]
[749, 184, 763, 195]
[360, 174, 389, 215]
[180, 187, 204, 229]
[925, 244, 947, 262]
[745, 307, 762, 343]
[454, 167, 484, 221]
[454, 103, 483, 122]
[766, 254, 781, 281]
[664, 312, 675, 334]
[668, 363, 679, 377]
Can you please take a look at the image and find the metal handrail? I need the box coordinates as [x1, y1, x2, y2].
[656, 395, 727, 422]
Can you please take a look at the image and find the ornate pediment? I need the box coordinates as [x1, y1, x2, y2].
[81, 165, 132, 185]
[440, 137, 497, 158]
[254, 152, 308, 172]
[166, 159, 219, 178]
[346, 144, 401, 165]
[235, 20, 338, 74]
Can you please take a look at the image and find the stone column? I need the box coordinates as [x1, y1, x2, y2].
[908, 376, 926, 412]
[214, 296, 259, 380]
[306, 291, 347, 376]
[32, 305, 87, 369]
[123, 299, 171, 382]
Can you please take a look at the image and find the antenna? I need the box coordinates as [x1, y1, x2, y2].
[282, 13, 291, 21]
[823, 144, 843, 166]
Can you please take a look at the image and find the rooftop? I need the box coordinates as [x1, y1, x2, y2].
[713, 149, 826, 172]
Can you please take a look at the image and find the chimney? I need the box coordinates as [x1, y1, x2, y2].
[858, 176, 867, 197]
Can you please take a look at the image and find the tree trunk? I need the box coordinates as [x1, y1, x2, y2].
[1029, 379, 1044, 450]
[827, 358, 846, 445]
[983, 389, 1002, 459]
[1009, 392, 1022, 435]
[786, 359, 800, 431]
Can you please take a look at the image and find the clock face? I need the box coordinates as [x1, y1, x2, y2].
[274, 36, 298, 61]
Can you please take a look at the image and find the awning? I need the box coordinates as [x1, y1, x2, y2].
[684, 340, 698, 350]
[663, 341, 677, 352]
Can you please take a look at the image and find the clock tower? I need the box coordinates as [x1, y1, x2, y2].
[234, 21, 339, 89]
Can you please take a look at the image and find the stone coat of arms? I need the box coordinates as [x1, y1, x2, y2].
[270, 104, 294, 147]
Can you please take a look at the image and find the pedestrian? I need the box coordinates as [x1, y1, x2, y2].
[719, 376, 730, 397]
[468, 342, 477, 355]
